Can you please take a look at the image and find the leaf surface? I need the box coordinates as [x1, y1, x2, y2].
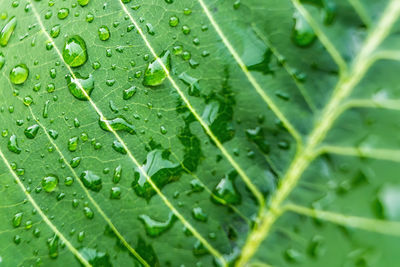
[0, 0, 399, 266]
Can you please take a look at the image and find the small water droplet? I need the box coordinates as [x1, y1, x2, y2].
[98, 25, 110, 41]
[83, 207, 94, 219]
[12, 212, 23, 227]
[113, 165, 122, 183]
[68, 136, 79, 152]
[110, 187, 121, 199]
[192, 207, 207, 222]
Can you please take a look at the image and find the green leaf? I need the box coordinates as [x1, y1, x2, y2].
[0, 0, 399, 266]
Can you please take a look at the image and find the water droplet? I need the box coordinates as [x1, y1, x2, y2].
[138, 212, 177, 237]
[169, 16, 179, 27]
[68, 136, 78, 152]
[113, 165, 122, 183]
[0, 52, 5, 69]
[64, 176, 74, 186]
[80, 171, 102, 192]
[308, 235, 325, 258]
[12, 212, 23, 227]
[98, 25, 110, 41]
[143, 50, 171, 87]
[246, 127, 269, 154]
[193, 240, 208, 256]
[182, 25, 190, 35]
[8, 134, 21, 154]
[49, 68, 57, 79]
[110, 187, 121, 199]
[50, 24, 60, 38]
[66, 73, 94, 100]
[178, 72, 200, 96]
[132, 149, 180, 200]
[78, 0, 90, 6]
[79, 248, 111, 266]
[48, 129, 58, 140]
[112, 140, 126, 154]
[62, 35, 88, 67]
[24, 124, 40, 139]
[0, 16, 16, 46]
[58, 8, 69, 20]
[10, 64, 29, 84]
[41, 175, 59, 192]
[23, 96, 33, 106]
[83, 207, 94, 219]
[48, 234, 59, 258]
[292, 11, 316, 47]
[146, 23, 155, 35]
[377, 184, 400, 220]
[14, 235, 21, 245]
[285, 248, 304, 262]
[86, 13, 94, 23]
[212, 171, 241, 205]
[192, 207, 207, 222]
[190, 179, 204, 193]
[99, 116, 135, 134]
[122, 86, 137, 100]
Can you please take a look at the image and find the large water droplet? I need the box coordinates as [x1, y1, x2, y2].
[66, 73, 94, 100]
[80, 171, 102, 192]
[62, 35, 88, 67]
[78, 0, 90, 6]
[138, 212, 177, 237]
[292, 11, 316, 47]
[143, 50, 171, 87]
[0, 16, 16, 46]
[24, 124, 40, 139]
[112, 140, 126, 154]
[10, 64, 29, 85]
[41, 175, 59, 192]
[99, 116, 135, 134]
[377, 184, 400, 220]
[8, 134, 21, 154]
[122, 86, 137, 100]
[79, 248, 111, 266]
[132, 149, 180, 200]
[212, 171, 241, 205]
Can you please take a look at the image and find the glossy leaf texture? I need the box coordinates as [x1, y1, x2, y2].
[0, 0, 400, 266]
